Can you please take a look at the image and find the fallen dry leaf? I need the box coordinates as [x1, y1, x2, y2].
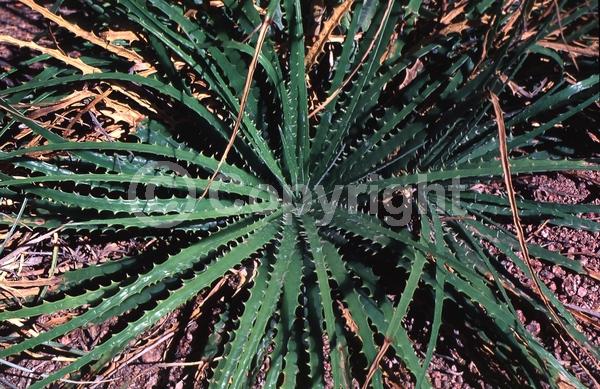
[398, 59, 424, 90]
[20, 0, 146, 64]
[0, 35, 100, 74]
[100, 29, 141, 43]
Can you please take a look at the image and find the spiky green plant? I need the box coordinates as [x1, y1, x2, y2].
[0, 0, 598, 387]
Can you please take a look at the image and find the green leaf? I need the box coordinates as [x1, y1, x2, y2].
[213, 221, 295, 389]
[0, 212, 282, 360]
[369, 158, 600, 189]
[28, 215, 282, 388]
[301, 214, 343, 388]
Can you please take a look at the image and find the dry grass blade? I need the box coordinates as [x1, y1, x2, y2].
[362, 338, 390, 389]
[0, 199, 28, 258]
[500, 5, 523, 39]
[305, 0, 354, 70]
[27, 91, 96, 119]
[440, 20, 471, 35]
[440, 1, 468, 25]
[490, 91, 600, 387]
[552, 0, 579, 70]
[0, 35, 99, 74]
[24, 89, 143, 135]
[0, 359, 118, 385]
[19, 0, 145, 64]
[0, 225, 67, 268]
[309, 0, 394, 119]
[64, 88, 112, 133]
[199, 14, 272, 199]
[1, 278, 59, 288]
[491, 91, 545, 298]
[538, 40, 599, 57]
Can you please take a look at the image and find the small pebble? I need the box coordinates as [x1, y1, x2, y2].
[526, 321, 541, 336]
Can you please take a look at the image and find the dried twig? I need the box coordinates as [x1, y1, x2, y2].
[362, 338, 390, 389]
[492, 91, 546, 297]
[200, 13, 272, 199]
[490, 91, 600, 386]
